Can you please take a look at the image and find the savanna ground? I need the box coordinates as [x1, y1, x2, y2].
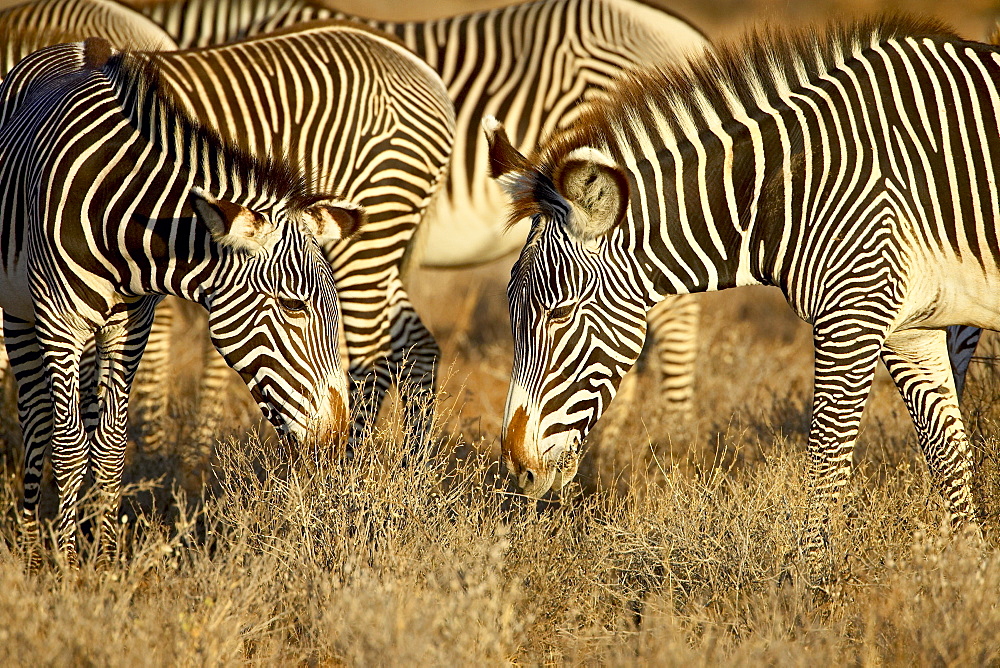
[3, 0, 1000, 665]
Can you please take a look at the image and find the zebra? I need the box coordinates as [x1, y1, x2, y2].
[0, 37, 360, 568]
[126, 0, 713, 419]
[0, 0, 178, 412]
[127, 21, 454, 456]
[0, 0, 177, 66]
[129, 0, 297, 48]
[486, 16, 1000, 567]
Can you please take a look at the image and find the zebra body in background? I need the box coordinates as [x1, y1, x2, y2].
[0, 0, 177, 65]
[139, 21, 453, 453]
[0, 38, 358, 568]
[128, 0, 712, 415]
[130, 0, 295, 48]
[488, 17, 1000, 567]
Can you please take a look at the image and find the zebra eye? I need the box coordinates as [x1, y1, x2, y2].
[548, 303, 575, 324]
[277, 297, 308, 316]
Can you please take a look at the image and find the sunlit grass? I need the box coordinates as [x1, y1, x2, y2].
[1, 264, 999, 663]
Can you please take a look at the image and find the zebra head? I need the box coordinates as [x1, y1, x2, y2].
[190, 188, 365, 444]
[485, 117, 648, 497]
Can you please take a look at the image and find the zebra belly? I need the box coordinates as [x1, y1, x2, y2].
[895, 255, 1000, 332]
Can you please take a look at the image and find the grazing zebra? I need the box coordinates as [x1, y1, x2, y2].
[127, 0, 712, 417]
[131, 21, 454, 454]
[487, 17, 1000, 565]
[0, 0, 178, 402]
[0, 38, 359, 568]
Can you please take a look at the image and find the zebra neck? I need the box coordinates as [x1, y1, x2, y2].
[126, 205, 219, 307]
[98, 60, 289, 305]
[628, 125, 765, 300]
[101, 53, 300, 217]
[628, 90, 824, 303]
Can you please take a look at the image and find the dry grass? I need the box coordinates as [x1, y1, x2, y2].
[2, 262, 1000, 664]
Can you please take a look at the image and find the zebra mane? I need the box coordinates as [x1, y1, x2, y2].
[532, 14, 958, 179]
[99, 49, 310, 206]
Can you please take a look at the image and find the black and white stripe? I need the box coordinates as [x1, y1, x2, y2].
[0, 39, 357, 568]
[130, 0, 292, 48]
[488, 18, 998, 561]
[0, 0, 178, 394]
[128, 0, 711, 412]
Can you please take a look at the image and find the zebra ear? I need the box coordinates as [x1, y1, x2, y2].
[484, 116, 533, 200]
[484, 116, 528, 179]
[553, 147, 629, 243]
[190, 188, 277, 253]
[299, 198, 366, 242]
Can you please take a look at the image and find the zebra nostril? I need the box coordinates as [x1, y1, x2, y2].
[521, 468, 536, 488]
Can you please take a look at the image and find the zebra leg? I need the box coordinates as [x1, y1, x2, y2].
[130, 299, 174, 453]
[946, 325, 982, 401]
[883, 329, 976, 525]
[91, 302, 155, 569]
[34, 324, 90, 569]
[386, 281, 439, 458]
[4, 315, 53, 572]
[348, 359, 392, 454]
[338, 278, 392, 454]
[802, 317, 886, 577]
[646, 294, 700, 412]
[599, 295, 699, 446]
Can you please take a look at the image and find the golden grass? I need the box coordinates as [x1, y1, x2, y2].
[2, 263, 1000, 664]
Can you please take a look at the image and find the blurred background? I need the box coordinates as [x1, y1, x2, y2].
[332, 0, 996, 38]
[0, 1, 989, 37]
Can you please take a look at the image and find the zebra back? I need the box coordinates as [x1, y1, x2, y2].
[0, 0, 177, 79]
[251, 0, 711, 267]
[130, 0, 305, 48]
